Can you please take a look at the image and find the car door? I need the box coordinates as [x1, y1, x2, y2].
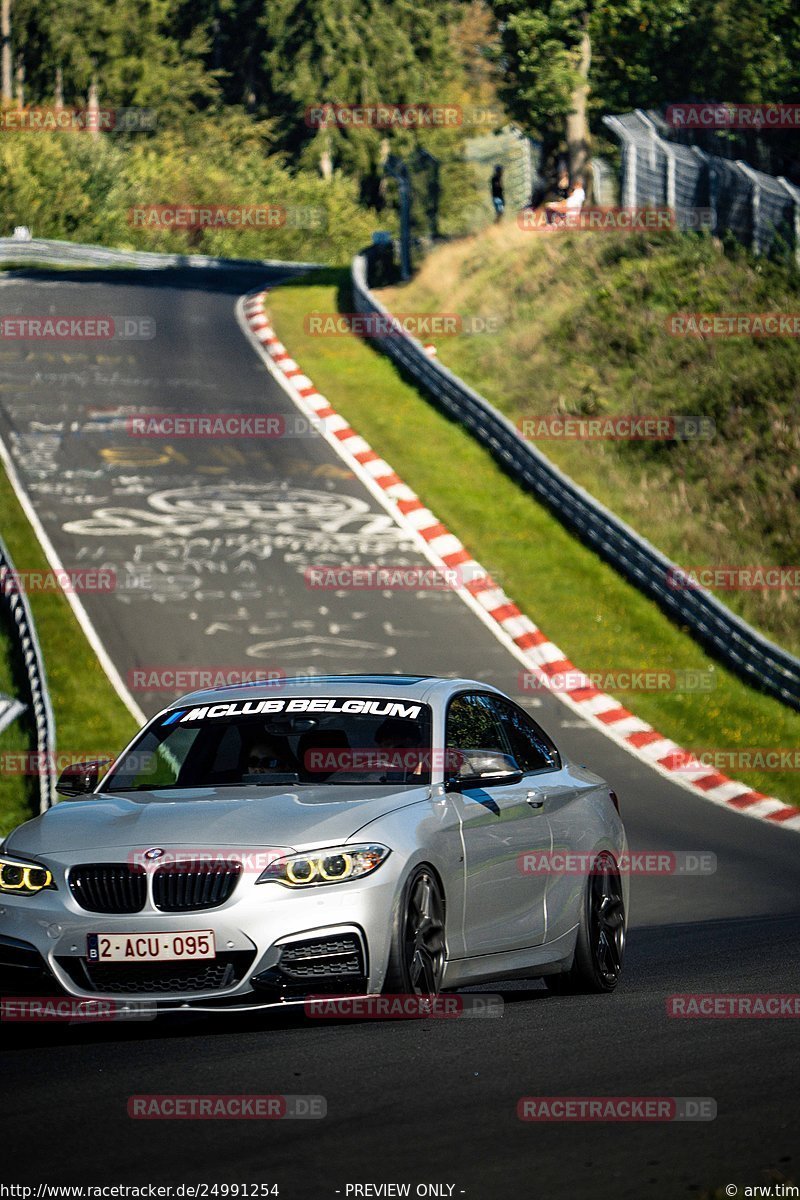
[487, 695, 586, 945]
[446, 691, 551, 957]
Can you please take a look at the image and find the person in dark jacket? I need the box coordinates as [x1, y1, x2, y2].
[490, 164, 505, 221]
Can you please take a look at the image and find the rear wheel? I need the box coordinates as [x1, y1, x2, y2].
[384, 866, 446, 998]
[546, 852, 625, 994]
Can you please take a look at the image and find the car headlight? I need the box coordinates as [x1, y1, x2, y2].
[256, 844, 390, 888]
[0, 853, 56, 895]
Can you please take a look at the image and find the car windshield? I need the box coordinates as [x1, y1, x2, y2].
[101, 696, 434, 791]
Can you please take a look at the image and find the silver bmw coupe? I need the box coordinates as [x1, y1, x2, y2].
[0, 675, 628, 1009]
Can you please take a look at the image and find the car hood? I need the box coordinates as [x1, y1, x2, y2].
[5, 784, 429, 857]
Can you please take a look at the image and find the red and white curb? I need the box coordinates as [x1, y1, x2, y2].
[240, 289, 800, 833]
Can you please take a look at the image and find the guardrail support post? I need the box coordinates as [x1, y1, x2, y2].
[777, 177, 800, 268]
[736, 161, 761, 255]
[691, 147, 714, 233]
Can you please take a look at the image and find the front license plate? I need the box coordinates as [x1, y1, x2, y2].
[86, 930, 215, 963]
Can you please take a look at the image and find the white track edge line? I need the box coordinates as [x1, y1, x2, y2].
[0, 434, 146, 725]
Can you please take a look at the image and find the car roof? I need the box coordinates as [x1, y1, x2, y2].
[165, 674, 503, 709]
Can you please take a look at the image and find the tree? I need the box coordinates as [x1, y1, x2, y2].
[489, 0, 592, 177]
[12, 0, 219, 120]
[1, 0, 11, 101]
[261, 0, 467, 194]
[492, 0, 800, 179]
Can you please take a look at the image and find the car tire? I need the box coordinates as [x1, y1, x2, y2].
[545, 852, 625, 994]
[383, 865, 446, 998]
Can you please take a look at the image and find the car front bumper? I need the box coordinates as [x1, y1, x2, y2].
[0, 854, 406, 1006]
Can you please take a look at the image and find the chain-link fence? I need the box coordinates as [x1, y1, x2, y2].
[464, 126, 544, 230]
[603, 109, 800, 263]
[590, 156, 618, 206]
[378, 127, 542, 274]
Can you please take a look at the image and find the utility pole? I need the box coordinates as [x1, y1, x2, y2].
[1, 0, 12, 104]
[87, 76, 100, 140]
[385, 155, 412, 280]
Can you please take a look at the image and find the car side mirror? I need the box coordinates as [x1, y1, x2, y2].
[445, 751, 523, 791]
[55, 760, 107, 797]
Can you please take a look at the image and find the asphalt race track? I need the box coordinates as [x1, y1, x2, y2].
[1, 265, 798, 1199]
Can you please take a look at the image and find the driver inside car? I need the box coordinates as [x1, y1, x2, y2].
[242, 734, 296, 780]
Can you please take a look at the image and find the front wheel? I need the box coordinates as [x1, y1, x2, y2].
[546, 852, 625, 994]
[383, 865, 446, 997]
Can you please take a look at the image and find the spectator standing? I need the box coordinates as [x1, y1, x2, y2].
[490, 165, 505, 221]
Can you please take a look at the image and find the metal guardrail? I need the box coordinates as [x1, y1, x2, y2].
[0, 535, 56, 811]
[352, 250, 800, 712]
[0, 236, 321, 272]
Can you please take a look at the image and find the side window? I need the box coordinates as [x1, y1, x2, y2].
[445, 693, 509, 756]
[489, 698, 560, 774]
